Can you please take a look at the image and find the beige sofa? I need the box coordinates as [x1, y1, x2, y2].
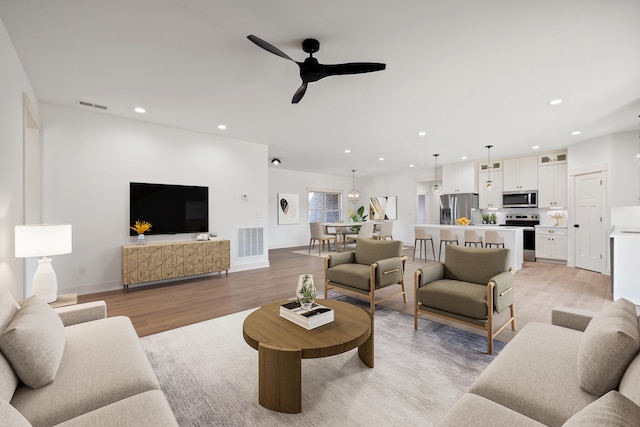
[0, 292, 177, 427]
[436, 298, 640, 426]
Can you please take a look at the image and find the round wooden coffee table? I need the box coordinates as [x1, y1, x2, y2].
[242, 299, 373, 413]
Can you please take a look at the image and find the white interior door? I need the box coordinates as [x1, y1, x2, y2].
[574, 171, 605, 272]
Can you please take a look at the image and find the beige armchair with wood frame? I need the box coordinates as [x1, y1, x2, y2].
[324, 239, 407, 314]
[414, 245, 516, 354]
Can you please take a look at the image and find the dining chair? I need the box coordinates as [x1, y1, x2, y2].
[308, 222, 337, 256]
[373, 221, 393, 240]
[345, 221, 375, 248]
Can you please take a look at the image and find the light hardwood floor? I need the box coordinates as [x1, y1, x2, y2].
[78, 246, 613, 342]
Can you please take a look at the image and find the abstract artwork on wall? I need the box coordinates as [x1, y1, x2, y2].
[369, 196, 397, 220]
[278, 193, 299, 224]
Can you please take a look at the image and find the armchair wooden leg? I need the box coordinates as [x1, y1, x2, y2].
[400, 276, 408, 303]
[510, 304, 517, 331]
[414, 271, 420, 330]
[487, 282, 495, 356]
[370, 273, 375, 315]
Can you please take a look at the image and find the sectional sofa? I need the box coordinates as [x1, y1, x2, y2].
[436, 298, 640, 426]
[0, 292, 177, 426]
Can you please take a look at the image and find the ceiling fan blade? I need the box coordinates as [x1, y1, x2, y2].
[247, 35, 294, 61]
[292, 82, 308, 104]
[323, 62, 386, 77]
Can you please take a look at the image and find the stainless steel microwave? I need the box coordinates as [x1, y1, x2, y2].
[502, 191, 537, 208]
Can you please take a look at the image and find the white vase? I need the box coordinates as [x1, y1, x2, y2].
[296, 274, 316, 310]
[137, 234, 145, 245]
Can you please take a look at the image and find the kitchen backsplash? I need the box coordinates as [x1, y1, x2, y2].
[478, 208, 568, 226]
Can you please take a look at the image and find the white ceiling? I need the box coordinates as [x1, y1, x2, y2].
[1, 0, 639, 177]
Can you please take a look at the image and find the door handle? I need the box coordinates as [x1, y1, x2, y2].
[574, 224, 580, 228]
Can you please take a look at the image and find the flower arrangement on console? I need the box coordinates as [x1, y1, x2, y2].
[131, 220, 152, 244]
[131, 220, 152, 234]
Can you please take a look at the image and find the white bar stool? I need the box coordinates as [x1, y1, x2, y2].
[485, 230, 505, 248]
[464, 230, 483, 247]
[413, 227, 435, 262]
[439, 229, 459, 261]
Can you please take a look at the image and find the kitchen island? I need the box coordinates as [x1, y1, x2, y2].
[414, 224, 524, 271]
[610, 225, 640, 304]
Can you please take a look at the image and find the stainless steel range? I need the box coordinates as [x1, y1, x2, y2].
[500, 214, 540, 261]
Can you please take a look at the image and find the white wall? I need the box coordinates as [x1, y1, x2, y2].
[0, 18, 39, 299]
[567, 130, 639, 273]
[41, 104, 269, 295]
[268, 168, 429, 248]
[268, 168, 350, 248]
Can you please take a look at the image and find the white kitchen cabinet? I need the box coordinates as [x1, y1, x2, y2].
[538, 151, 567, 165]
[442, 162, 478, 194]
[535, 227, 568, 261]
[503, 156, 538, 191]
[478, 171, 502, 208]
[538, 163, 568, 208]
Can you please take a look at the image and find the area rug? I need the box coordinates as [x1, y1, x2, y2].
[291, 248, 338, 257]
[141, 300, 504, 426]
[291, 247, 411, 258]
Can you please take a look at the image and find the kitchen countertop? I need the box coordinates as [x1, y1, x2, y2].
[611, 225, 640, 238]
[414, 224, 521, 230]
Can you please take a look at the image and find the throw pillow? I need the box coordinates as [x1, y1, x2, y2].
[0, 295, 66, 389]
[0, 291, 20, 332]
[562, 391, 640, 427]
[577, 298, 640, 396]
[0, 399, 31, 427]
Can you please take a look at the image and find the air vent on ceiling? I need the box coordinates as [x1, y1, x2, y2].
[77, 100, 108, 110]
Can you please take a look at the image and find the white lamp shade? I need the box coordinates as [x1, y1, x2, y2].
[15, 224, 72, 258]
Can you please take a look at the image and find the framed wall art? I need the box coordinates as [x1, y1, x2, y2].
[278, 193, 299, 224]
[369, 196, 397, 220]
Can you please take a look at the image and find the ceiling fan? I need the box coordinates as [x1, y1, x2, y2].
[247, 35, 386, 103]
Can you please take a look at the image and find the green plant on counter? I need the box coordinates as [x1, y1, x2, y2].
[482, 213, 490, 224]
[489, 213, 497, 224]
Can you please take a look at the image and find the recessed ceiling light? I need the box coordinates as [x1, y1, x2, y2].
[548, 99, 563, 105]
[409, 164, 415, 168]
[417, 131, 426, 137]
[217, 124, 227, 130]
[532, 145, 540, 150]
[378, 157, 384, 161]
[571, 131, 581, 136]
[461, 156, 468, 160]
[270, 158, 281, 165]
[133, 107, 146, 113]
[344, 149, 351, 153]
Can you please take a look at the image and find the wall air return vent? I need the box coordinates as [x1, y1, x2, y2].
[77, 100, 108, 110]
[237, 227, 264, 258]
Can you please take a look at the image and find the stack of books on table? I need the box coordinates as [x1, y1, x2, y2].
[279, 301, 334, 330]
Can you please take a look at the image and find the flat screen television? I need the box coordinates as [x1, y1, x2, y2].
[129, 182, 209, 235]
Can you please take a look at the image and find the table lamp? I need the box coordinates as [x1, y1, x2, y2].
[15, 224, 72, 303]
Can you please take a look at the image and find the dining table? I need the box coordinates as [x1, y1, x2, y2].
[322, 222, 366, 251]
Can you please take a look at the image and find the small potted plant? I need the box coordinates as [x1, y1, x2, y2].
[296, 274, 316, 310]
[489, 213, 497, 224]
[482, 213, 490, 224]
[131, 220, 152, 244]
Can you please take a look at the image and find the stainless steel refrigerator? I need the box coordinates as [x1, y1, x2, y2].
[440, 193, 479, 225]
